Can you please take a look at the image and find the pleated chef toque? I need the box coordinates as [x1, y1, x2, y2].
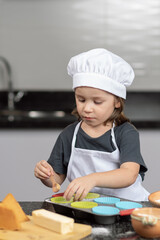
[67, 48, 135, 99]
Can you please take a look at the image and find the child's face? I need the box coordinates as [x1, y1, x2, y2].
[75, 87, 120, 127]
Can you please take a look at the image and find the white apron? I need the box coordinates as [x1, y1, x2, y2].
[67, 122, 149, 201]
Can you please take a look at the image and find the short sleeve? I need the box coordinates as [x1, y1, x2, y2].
[47, 135, 67, 174]
[47, 121, 77, 174]
[115, 123, 148, 179]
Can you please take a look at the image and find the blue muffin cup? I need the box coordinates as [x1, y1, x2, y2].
[115, 201, 142, 210]
[92, 206, 120, 215]
[94, 197, 120, 204]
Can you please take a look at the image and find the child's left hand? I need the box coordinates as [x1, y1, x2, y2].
[63, 174, 96, 201]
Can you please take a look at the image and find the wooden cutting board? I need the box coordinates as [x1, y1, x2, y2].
[0, 216, 92, 240]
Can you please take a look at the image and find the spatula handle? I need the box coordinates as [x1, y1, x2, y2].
[50, 175, 61, 192]
[50, 175, 56, 186]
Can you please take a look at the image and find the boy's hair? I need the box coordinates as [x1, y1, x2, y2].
[71, 97, 130, 126]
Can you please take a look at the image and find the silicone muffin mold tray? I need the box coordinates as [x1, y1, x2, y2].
[45, 192, 143, 225]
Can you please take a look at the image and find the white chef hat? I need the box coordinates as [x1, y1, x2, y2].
[67, 48, 135, 99]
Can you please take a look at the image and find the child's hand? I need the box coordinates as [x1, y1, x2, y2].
[34, 160, 53, 180]
[63, 174, 96, 201]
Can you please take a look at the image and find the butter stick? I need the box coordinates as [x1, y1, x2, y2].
[32, 209, 74, 234]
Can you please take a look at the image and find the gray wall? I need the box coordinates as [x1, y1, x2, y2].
[0, 0, 160, 91]
[0, 129, 159, 201]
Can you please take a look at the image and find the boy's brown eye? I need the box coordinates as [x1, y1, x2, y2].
[94, 101, 102, 104]
[78, 98, 85, 102]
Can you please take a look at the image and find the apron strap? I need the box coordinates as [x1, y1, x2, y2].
[111, 123, 118, 150]
[71, 121, 81, 150]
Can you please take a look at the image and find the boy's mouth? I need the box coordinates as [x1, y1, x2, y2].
[83, 116, 94, 120]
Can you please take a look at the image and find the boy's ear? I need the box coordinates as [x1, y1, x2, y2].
[115, 100, 121, 108]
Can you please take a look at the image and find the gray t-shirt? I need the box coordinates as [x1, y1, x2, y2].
[48, 121, 147, 180]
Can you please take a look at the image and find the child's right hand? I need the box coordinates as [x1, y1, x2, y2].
[34, 160, 54, 180]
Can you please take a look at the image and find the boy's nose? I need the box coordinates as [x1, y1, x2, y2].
[84, 102, 93, 112]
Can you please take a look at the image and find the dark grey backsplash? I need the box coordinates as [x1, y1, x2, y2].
[0, 91, 159, 129]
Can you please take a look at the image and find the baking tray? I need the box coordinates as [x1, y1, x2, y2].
[45, 193, 143, 225]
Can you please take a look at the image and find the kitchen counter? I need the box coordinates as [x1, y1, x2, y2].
[0, 91, 160, 129]
[19, 201, 155, 240]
